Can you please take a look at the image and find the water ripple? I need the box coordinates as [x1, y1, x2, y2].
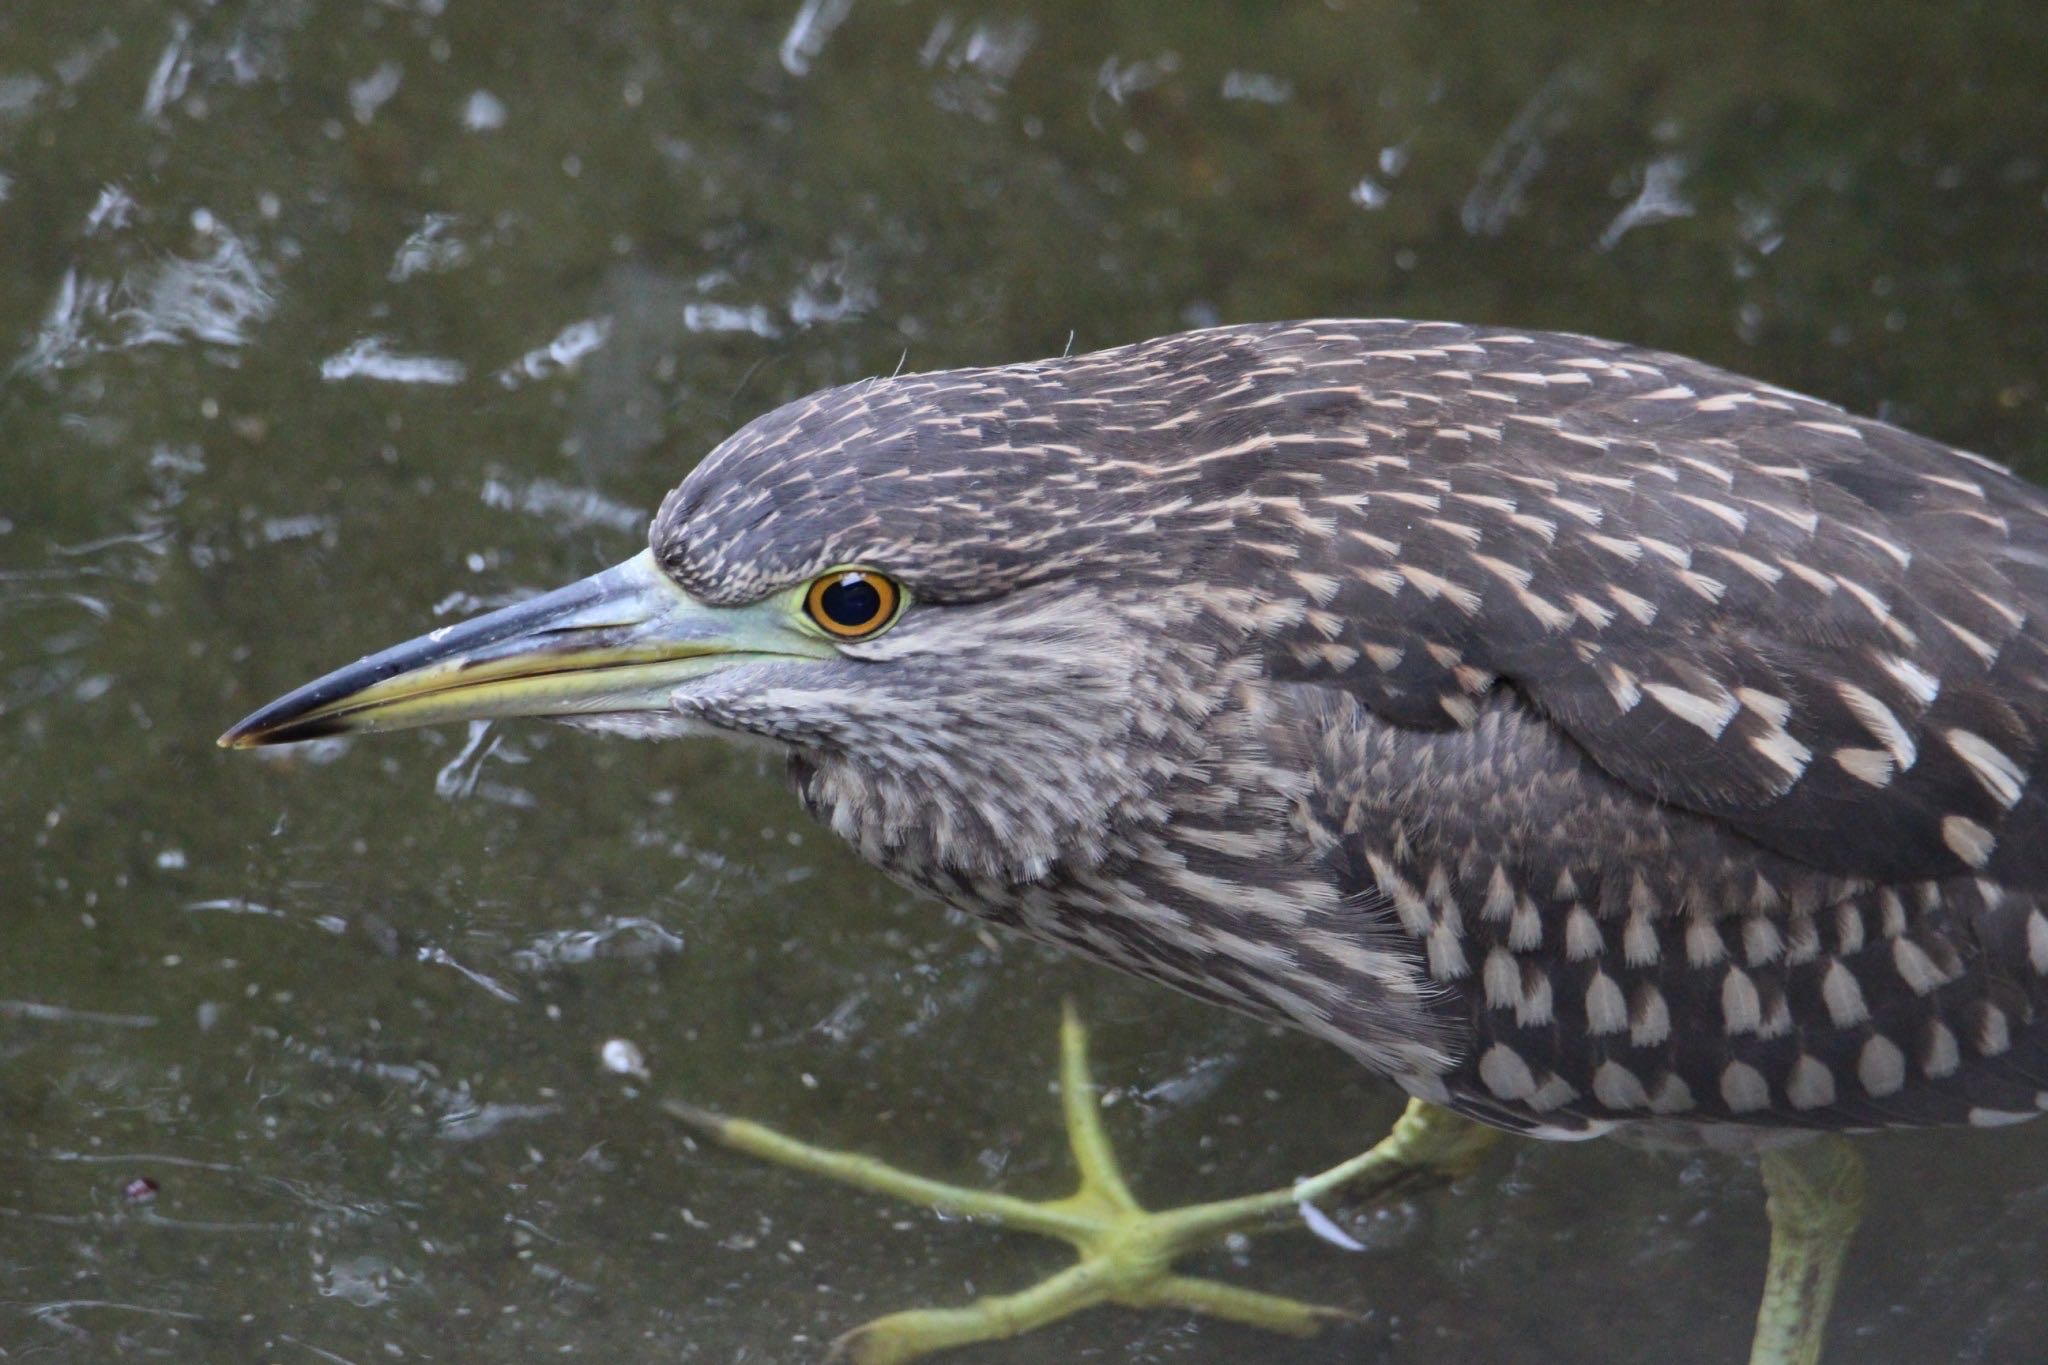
[319, 336, 467, 385]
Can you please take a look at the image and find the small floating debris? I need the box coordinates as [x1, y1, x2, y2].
[388, 213, 470, 282]
[1349, 176, 1389, 211]
[601, 1038, 650, 1081]
[1220, 70, 1292, 105]
[462, 89, 507, 132]
[348, 61, 402, 125]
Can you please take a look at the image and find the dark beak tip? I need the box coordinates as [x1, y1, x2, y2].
[217, 715, 270, 750]
[217, 696, 285, 749]
[217, 702, 350, 751]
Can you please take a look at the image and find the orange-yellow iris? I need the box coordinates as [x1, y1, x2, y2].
[805, 569, 900, 639]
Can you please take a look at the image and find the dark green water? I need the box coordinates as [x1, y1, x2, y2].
[5, 2, 2048, 1360]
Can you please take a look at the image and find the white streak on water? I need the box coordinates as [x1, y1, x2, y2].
[1, 1000, 157, 1028]
[320, 336, 466, 385]
[388, 213, 469, 281]
[780, 0, 856, 76]
[348, 62, 402, 125]
[140, 15, 192, 120]
[683, 302, 781, 338]
[495, 316, 611, 387]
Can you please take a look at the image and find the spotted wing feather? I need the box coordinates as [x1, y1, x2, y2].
[1203, 323, 2048, 889]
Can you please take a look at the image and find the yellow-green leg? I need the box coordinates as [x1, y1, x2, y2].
[1750, 1136, 1865, 1365]
[663, 1004, 1499, 1364]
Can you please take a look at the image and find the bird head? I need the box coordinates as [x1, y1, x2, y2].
[222, 345, 1290, 888]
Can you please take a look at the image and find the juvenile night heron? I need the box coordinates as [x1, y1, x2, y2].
[225, 320, 2048, 1364]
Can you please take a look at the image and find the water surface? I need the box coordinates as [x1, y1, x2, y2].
[5, 2, 2048, 1360]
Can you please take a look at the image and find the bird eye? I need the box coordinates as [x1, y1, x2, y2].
[804, 569, 901, 639]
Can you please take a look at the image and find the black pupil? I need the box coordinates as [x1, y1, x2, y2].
[819, 574, 883, 629]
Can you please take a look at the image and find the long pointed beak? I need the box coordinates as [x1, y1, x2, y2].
[219, 550, 817, 748]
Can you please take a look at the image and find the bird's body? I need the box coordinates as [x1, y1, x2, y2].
[227, 318, 2048, 1362]
[652, 319, 2048, 1146]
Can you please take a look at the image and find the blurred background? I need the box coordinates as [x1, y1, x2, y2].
[5, 1, 2048, 1360]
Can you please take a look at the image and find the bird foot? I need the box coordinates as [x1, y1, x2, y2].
[662, 1002, 1499, 1363]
